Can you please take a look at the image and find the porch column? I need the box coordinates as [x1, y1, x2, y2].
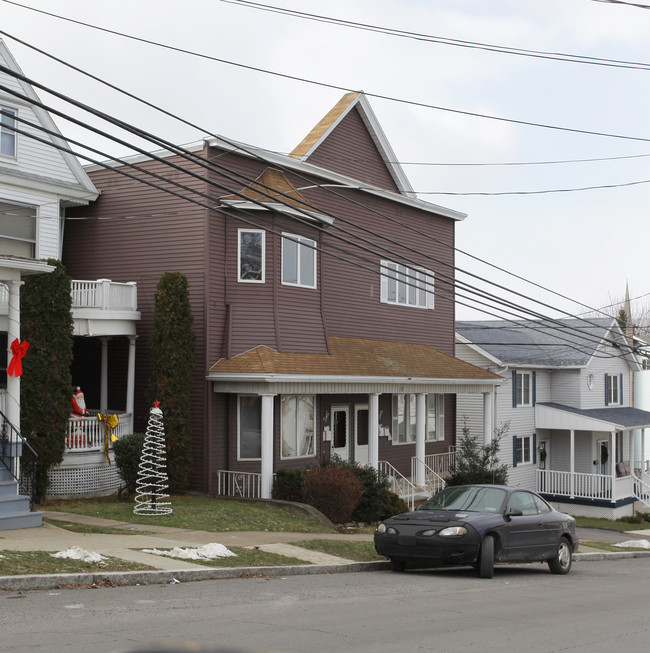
[260, 393, 275, 499]
[610, 430, 617, 503]
[100, 337, 109, 412]
[5, 280, 21, 431]
[482, 391, 493, 445]
[126, 336, 136, 418]
[415, 393, 426, 486]
[569, 430, 575, 498]
[368, 393, 380, 471]
[644, 428, 648, 472]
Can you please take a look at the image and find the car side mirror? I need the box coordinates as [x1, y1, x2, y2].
[505, 507, 523, 518]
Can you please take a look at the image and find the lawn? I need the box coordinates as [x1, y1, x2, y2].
[294, 539, 385, 562]
[41, 495, 333, 533]
[0, 551, 154, 576]
[575, 516, 650, 532]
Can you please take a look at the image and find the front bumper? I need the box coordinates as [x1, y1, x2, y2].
[374, 532, 481, 566]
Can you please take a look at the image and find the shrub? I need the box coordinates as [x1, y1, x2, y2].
[113, 433, 146, 496]
[272, 468, 304, 502]
[301, 465, 364, 524]
[383, 490, 409, 518]
[350, 464, 390, 523]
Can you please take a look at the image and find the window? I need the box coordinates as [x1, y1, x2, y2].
[238, 395, 262, 460]
[506, 491, 538, 516]
[0, 107, 16, 158]
[282, 233, 316, 288]
[516, 372, 531, 406]
[0, 202, 36, 258]
[392, 394, 443, 443]
[238, 229, 265, 282]
[380, 260, 434, 309]
[515, 435, 532, 465]
[281, 395, 315, 458]
[605, 373, 622, 406]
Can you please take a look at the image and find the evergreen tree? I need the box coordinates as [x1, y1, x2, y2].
[20, 260, 74, 500]
[446, 418, 510, 487]
[149, 272, 195, 492]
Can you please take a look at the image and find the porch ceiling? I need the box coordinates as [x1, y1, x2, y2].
[536, 402, 650, 431]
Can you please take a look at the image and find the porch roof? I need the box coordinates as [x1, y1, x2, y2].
[536, 402, 650, 432]
[208, 337, 500, 394]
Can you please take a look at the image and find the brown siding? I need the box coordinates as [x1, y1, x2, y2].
[304, 107, 400, 192]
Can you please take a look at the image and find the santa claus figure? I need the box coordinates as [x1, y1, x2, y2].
[71, 386, 89, 417]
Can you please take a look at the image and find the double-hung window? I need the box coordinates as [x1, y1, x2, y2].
[282, 233, 316, 288]
[0, 202, 36, 258]
[380, 260, 434, 309]
[281, 395, 315, 458]
[392, 394, 444, 443]
[605, 373, 623, 406]
[1, 107, 16, 158]
[238, 229, 265, 282]
[512, 370, 535, 407]
[514, 435, 532, 465]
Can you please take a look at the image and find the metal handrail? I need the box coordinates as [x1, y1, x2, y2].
[411, 457, 446, 496]
[378, 460, 417, 511]
[0, 409, 37, 510]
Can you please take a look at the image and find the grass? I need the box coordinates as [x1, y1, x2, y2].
[293, 539, 385, 562]
[40, 495, 332, 533]
[43, 519, 157, 535]
[575, 516, 650, 532]
[0, 551, 154, 576]
[581, 540, 650, 552]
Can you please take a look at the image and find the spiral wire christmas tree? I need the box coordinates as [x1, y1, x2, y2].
[134, 403, 173, 515]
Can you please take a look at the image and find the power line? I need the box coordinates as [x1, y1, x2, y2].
[4, 7, 650, 146]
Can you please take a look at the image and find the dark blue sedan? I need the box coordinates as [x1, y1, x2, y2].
[374, 484, 579, 578]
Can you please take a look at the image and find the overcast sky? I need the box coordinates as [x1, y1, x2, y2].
[4, 0, 650, 322]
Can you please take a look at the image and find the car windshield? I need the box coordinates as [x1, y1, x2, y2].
[421, 486, 507, 512]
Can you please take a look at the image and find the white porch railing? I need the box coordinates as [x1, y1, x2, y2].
[66, 412, 132, 452]
[537, 469, 613, 500]
[217, 470, 265, 499]
[70, 279, 137, 311]
[423, 450, 456, 478]
[411, 457, 446, 496]
[378, 460, 417, 511]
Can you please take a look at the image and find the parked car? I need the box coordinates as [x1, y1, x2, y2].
[374, 484, 578, 578]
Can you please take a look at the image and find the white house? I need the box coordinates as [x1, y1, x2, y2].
[456, 317, 650, 519]
[0, 40, 140, 528]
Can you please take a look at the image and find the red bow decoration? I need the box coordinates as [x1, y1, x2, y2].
[7, 338, 29, 377]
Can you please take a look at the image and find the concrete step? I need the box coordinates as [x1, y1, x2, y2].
[0, 510, 43, 530]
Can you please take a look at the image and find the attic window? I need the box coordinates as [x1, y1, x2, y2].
[238, 229, 265, 282]
[0, 202, 36, 257]
[0, 107, 16, 158]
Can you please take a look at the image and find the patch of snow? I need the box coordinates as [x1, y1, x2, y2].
[614, 539, 650, 549]
[51, 546, 107, 563]
[141, 543, 236, 560]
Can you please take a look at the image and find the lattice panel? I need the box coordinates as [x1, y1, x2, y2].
[48, 459, 121, 498]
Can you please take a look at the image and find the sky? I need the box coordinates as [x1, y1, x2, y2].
[3, 0, 650, 323]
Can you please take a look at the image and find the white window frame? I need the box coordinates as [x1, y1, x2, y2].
[238, 228, 265, 283]
[380, 260, 434, 309]
[282, 233, 317, 288]
[516, 371, 532, 407]
[515, 435, 532, 465]
[0, 202, 36, 258]
[392, 394, 444, 444]
[0, 106, 17, 159]
[607, 374, 621, 405]
[426, 394, 445, 442]
[280, 395, 316, 459]
[237, 395, 262, 461]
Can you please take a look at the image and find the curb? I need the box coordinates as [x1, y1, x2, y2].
[0, 560, 391, 592]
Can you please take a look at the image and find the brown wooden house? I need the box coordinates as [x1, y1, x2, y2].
[63, 92, 499, 503]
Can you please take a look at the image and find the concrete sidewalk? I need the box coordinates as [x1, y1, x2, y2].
[1, 511, 650, 592]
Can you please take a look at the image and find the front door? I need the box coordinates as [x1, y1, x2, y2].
[354, 404, 369, 465]
[597, 439, 610, 475]
[331, 405, 349, 461]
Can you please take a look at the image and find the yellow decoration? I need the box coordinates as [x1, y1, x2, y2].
[98, 413, 119, 464]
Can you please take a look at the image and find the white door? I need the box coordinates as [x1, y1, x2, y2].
[354, 404, 369, 465]
[331, 405, 349, 461]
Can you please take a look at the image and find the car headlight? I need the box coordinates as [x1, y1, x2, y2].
[438, 526, 468, 537]
[376, 523, 386, 534]
[420, 529, 437, 536]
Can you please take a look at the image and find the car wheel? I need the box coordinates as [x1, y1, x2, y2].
[390, 558, 406, 572]
[478, 535, 495, 578]
[548, 536, 572, 575]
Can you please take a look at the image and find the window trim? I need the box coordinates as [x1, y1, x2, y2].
[392, 393, 444, 444]
[0, 106, 17, 159]
[0, 201, 37, 258]
[605, 373, 623, 406]
[237, 228, 266, 283]
[513, 434, 534, 466]
[281, 233, 317, 289]
[380, 260, 434, 310]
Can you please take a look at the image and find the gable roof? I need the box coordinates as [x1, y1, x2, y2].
[456, 317, 632, 368]
[0, 40, 98, 203]
[289, 92, 416, 197]
[209, 336, 499, 382]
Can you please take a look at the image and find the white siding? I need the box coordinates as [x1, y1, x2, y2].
[582, 341, 631, 409]
[550, 369, 581, 407]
